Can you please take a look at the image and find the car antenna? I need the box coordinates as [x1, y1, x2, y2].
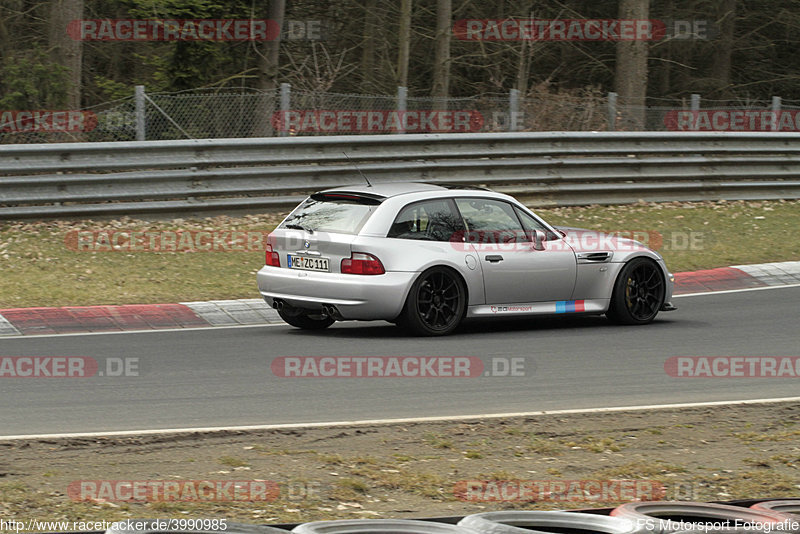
[343, 151, 372, 187]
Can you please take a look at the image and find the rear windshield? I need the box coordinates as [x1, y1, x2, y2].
[279, 196, 378, 235]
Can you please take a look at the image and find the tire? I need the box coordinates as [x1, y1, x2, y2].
[292, 519, 473, 534]
[751, 500, 800, 520]
[607, 257, 666, 325]
[278, 308, 335, 330]
[610, 501, 790, 534]
[458, 511, 638, 534]
[399, 266, 466, 336]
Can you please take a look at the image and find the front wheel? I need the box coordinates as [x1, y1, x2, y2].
[400, 267, 466, 336]
[606, 258, 665, 325]
[278, 308, 335, 330]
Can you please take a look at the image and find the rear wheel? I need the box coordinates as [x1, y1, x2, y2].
[607, 257, 665, 325]
[278, 308, 335, 330]
[400, 267, 466, 336]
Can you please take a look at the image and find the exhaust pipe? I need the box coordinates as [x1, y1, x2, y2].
[272, 299, 284, 311]
[322, 304, 342, 321]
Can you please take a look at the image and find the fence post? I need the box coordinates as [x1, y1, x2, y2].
[772, 96, 781, 132]
[279, 83, 291, 137]
[689, 94, 701, 132]
[509, 88, 520, 132]
[134, 85, 145, 141]
[690, 93, 700, 113]
[607, 92, 617, 131]
[397, 86, 408, 134]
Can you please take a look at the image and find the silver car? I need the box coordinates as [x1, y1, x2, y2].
[257, 183, 676, 335]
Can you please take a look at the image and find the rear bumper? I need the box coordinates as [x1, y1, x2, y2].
[256, 266, 416, 320]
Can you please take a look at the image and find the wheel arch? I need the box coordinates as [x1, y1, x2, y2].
[612, 254, 666, 283]
[395, 263, 471, 322]
[607, 255, 667, 325]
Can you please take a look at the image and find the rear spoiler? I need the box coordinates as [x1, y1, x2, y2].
[310, 191, 384, 205]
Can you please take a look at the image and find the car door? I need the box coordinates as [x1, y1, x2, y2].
[381, 198, 486, 307]
[454, 198, 577, 304]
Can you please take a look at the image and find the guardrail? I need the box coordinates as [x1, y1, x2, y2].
[2, 131, 800, 219]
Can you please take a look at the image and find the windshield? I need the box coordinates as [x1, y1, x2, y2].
[279, 197, 377, 235]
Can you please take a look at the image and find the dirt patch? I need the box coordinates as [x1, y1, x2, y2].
[1, 401, 799, 529]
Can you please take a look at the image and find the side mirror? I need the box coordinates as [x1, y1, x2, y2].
[532, 230, 546, 251]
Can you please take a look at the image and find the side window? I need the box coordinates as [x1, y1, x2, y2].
[387, 199, 463, 241]
[454, 198, 525, 243]
[514, 206, 559, 240]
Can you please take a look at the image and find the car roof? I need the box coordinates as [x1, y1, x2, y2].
[319, 182, 488, 198]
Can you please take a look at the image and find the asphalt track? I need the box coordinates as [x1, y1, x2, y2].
[1, 286, 799, 438]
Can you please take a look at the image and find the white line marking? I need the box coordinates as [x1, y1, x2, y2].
[674, 283, 800, 298]
[0, 322, 288, 340]
[3, 396, 800, 441]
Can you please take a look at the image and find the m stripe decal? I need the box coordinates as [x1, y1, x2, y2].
[556, 300, 585, 313]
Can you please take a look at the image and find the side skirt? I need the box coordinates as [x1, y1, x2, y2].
[467, 298, 610, 318]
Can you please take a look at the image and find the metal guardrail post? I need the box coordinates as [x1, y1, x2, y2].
[134, 85, 146, 141]
[607, 92, 617, 131]
[279, 83, 291, 137]
[397, 86, 408, 135]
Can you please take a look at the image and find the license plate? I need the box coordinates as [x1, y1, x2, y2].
[288, 255, 330, 272]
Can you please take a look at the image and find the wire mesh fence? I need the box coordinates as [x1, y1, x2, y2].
[1, 86, 798, 143]
[519, 92, 609, 132]
[146, 89, 280, 140]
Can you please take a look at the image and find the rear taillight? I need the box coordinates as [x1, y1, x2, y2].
[341, 252, 385, 275]
[265, 244, 281, 267]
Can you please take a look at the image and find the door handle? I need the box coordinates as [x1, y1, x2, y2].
[485, 255, 503, 263]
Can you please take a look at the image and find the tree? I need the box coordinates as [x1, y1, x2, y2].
[431, 0, 451, 99]
[710, 0, 735, 98]
[360, 0, 379, 91]
[258, 0, 285, 91]
[514, 4, 535, 95]
[614, 0, 649, 129]
[5, 0, 800, 124]
[397, 0, 412, 88]
[48, 0, 84, 108]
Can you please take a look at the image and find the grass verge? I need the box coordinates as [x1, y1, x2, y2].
[1, 200, 798, 308]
